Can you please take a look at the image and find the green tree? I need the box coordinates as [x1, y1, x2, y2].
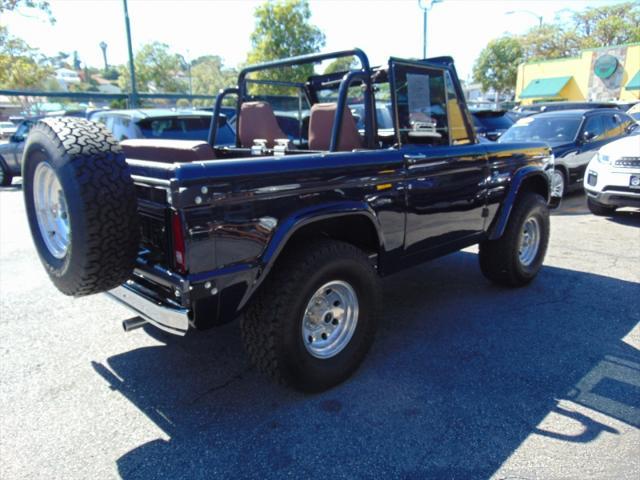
[0, 0, 55, 23]
[190, 55, 237, 107]
[517, 1, 640, 61]
[246, 0, 325, 94]
[323, 56, 358, 75]
[572, 2, 640, 47]
[472, 37, 524, 99]
[118, 41, 187, 93]
[0, 24, 52, 89]
[518, 25, 582, 61]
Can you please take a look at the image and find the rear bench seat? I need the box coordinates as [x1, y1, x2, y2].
[120, 139, 217, 163]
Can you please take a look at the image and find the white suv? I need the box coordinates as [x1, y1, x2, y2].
[584, 133, 640, 215]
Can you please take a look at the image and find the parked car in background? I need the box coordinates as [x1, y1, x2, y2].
[584, 132, 640, 215]
[88, 109, 235, 144]
[471, 110, 514, 141]
[0, 121, 17, 140]
[499, 109, 637, 196]
[513, 101, 621, 117]
[0, 119, 35, 186]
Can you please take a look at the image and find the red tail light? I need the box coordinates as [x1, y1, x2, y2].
[171, 212, 186, 273]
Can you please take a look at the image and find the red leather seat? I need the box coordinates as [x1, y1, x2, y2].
[121, 139, 216, 163]
[308, 103, 363, 151]
[238, 101, 287, 148]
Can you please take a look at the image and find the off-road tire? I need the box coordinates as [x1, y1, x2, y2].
[479, 193, 549, 287]
[22, 117, 139, 296]
[241, 239, 381, 392]
[0, 158, 11, 186]
[587, 197, 616, 217]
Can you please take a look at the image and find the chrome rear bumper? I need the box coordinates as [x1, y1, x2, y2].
[106, 283, 190, 336]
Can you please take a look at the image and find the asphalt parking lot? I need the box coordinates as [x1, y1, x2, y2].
[1, 181, 639, 480]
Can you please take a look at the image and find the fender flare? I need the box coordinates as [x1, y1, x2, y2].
[488, 167, 550, 240]
[237, 201, 385, 310]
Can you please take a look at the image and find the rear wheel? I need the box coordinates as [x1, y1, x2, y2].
[241, 239, 380, 392]
[587, 197, 616, 216]
[479, 193, 550, 287]
[22, 117, 140, 296]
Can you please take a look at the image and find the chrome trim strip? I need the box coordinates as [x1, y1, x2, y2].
[106, 284, 189, 336]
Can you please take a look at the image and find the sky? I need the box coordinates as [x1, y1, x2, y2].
[3, 0, 618, 82]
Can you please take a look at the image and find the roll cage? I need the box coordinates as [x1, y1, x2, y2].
[207, 48, 474, 153]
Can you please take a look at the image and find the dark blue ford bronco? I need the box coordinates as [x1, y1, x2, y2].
[22, 49, 558, 391]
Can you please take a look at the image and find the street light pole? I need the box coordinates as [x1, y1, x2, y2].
[418, 0, 442, 59]
[123, 0, 138, 108]
[99, 41, 108, 72]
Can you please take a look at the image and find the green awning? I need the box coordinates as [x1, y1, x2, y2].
[520, 76, 572, 99]
[625, 70, 640, 90]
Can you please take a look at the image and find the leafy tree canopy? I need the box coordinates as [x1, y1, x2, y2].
[0, 24, 52, 89]
[472, 37, 523, 96]
[0, 0, 55, 23]
[323, 56, 359, 75]
[246, 0, 325, 94]
[519, 1, 640, 61]
[118, 41, 187, 93]
[190, 55, 237, 107]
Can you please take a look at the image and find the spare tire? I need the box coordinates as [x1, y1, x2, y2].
[22, 117, 140, 296]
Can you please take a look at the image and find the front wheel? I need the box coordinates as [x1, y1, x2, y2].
[241, 240, 381, 392]
[479, 193, 550, 287]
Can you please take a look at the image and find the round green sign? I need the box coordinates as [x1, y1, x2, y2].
[594, 54, 618, 79]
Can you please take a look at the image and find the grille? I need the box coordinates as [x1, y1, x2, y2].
[614, 157, 640, 168]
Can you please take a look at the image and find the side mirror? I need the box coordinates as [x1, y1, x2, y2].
[582, 131, 596, 142]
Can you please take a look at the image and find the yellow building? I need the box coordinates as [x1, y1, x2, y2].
[515, 43, 640, 105]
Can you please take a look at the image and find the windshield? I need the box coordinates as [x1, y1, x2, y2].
[472, 113, 513, 131]
[138, 116, 212, 140]
[499, 116, 581, 145]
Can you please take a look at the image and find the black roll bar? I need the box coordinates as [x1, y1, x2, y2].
[330, 70, 375, 151]
[208, 87, 238, 146]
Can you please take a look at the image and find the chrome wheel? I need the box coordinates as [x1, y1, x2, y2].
[33, 162, 70, 259]
[518, 217, 540, 267]
[551, 170, 565, 198]
[302, 280, 359, 359]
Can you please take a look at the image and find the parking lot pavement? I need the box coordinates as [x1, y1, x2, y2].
[1, 181, 639, 480]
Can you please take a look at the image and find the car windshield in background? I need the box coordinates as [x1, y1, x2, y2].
[499, 116, 581, 145]
[472, 113, 513, 130]
[137, 116, 211, 140]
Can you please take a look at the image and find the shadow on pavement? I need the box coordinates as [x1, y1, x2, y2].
[92, 251, 640, 479]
